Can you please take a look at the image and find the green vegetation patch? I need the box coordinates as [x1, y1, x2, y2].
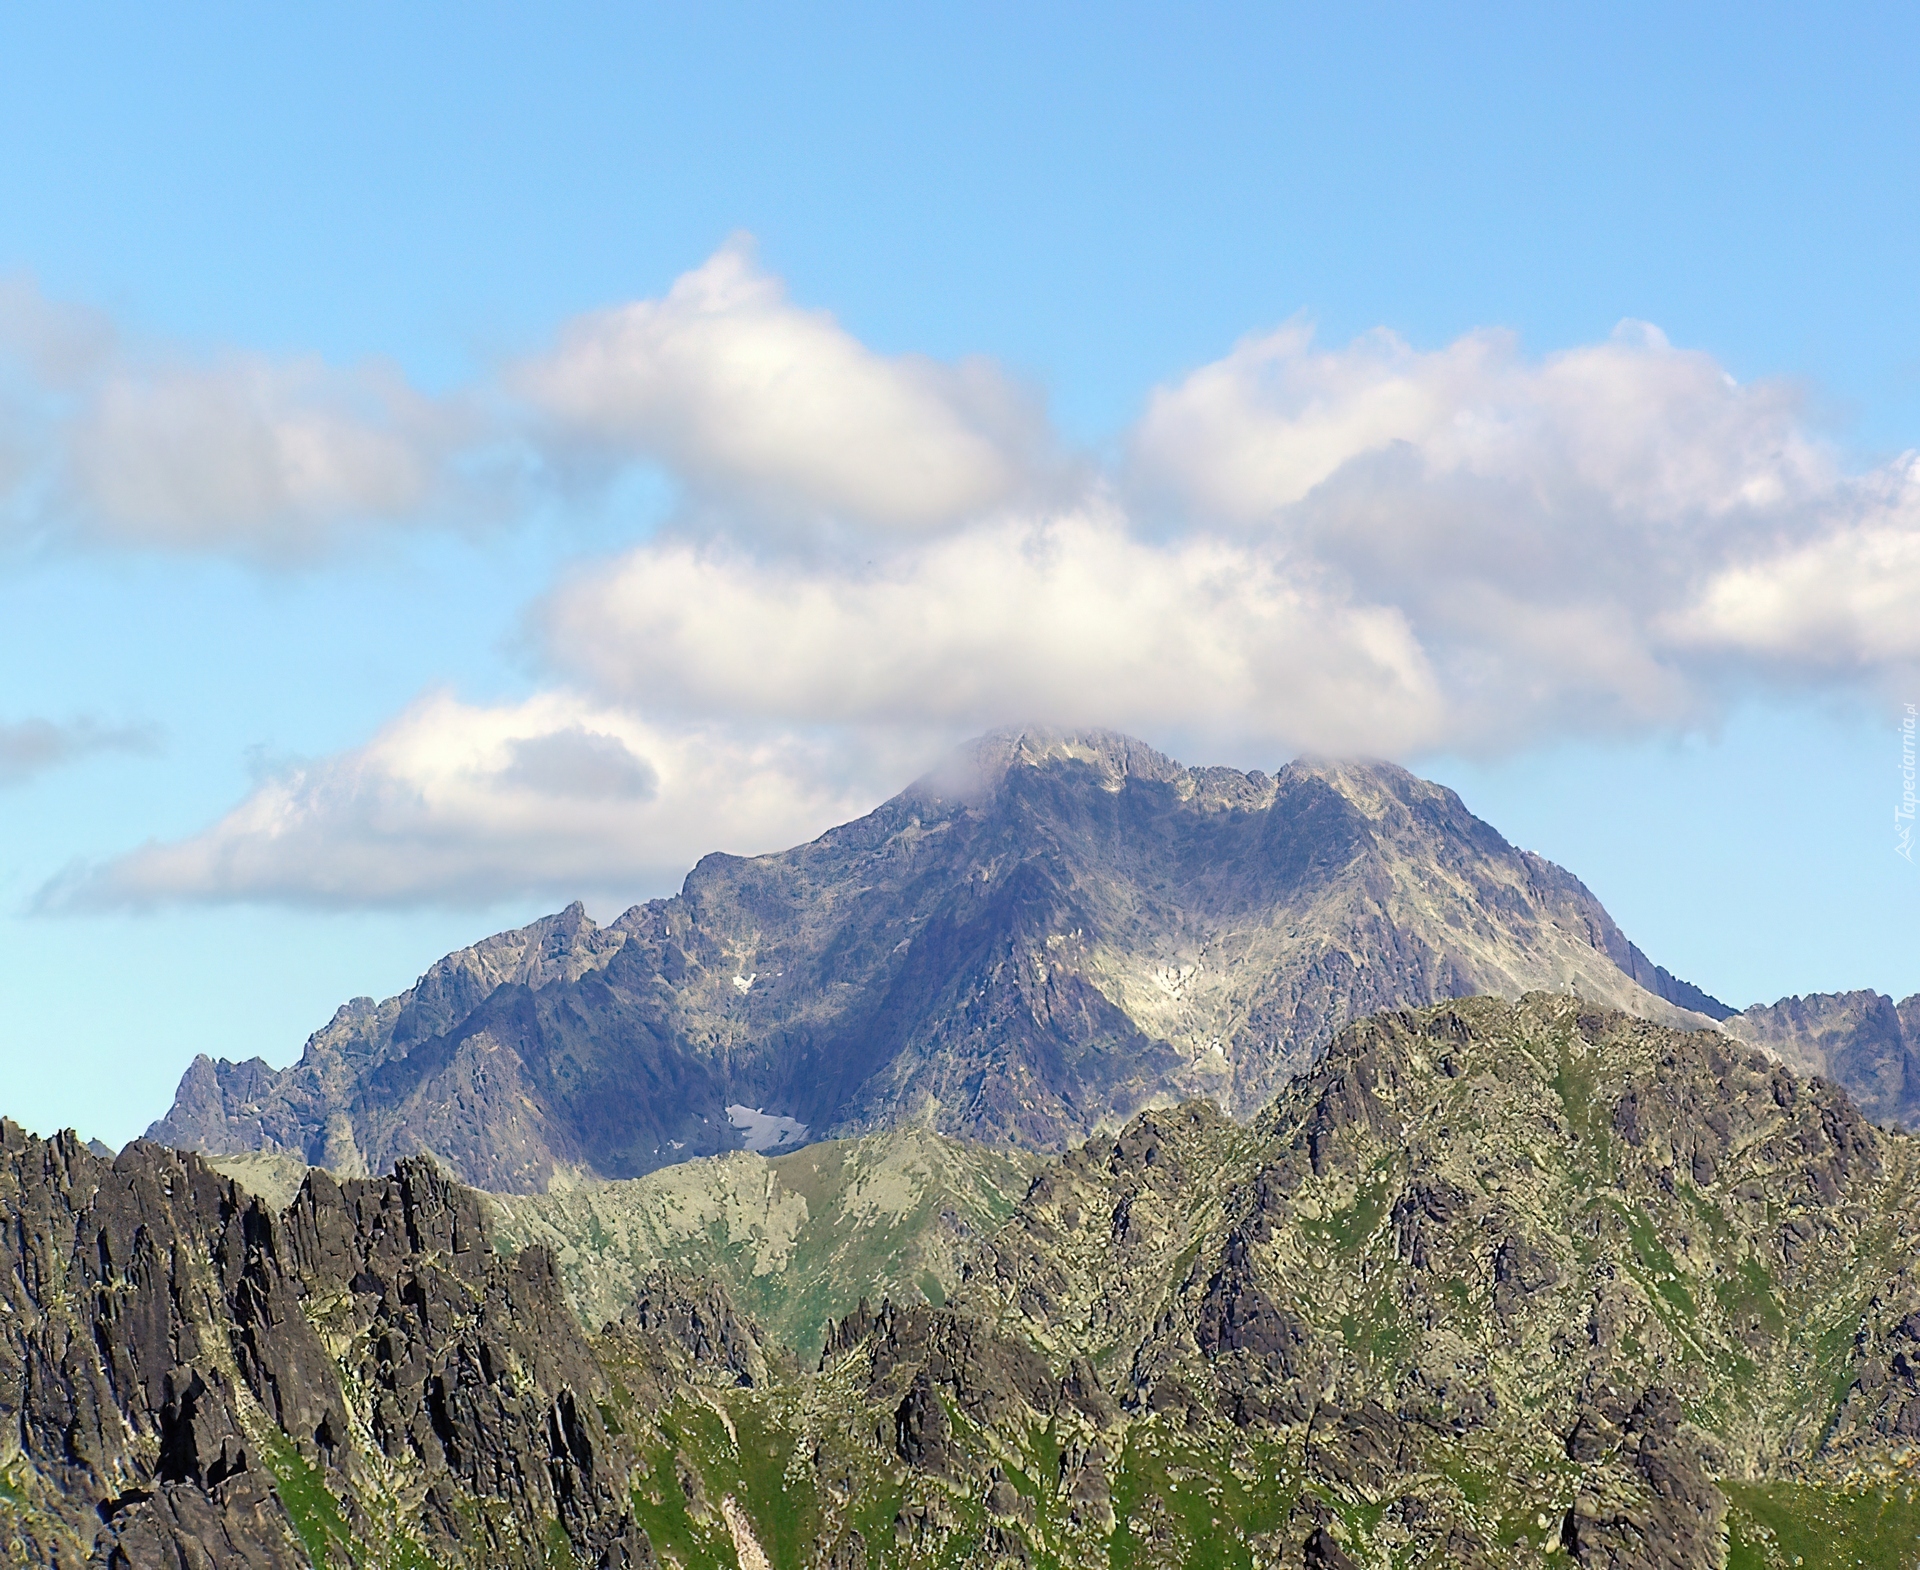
[625, 1392, 823, 1570]
[727, 1396, 822, 1569]
[1550, 1042, 1618, 1187]
[1726, 1479, 1920, 1570]
[1714, 1254, 1787, 1341]
[1593, 1197, 1701, 1337]
[837, 1477, 908, 1570]
[1107, 1425, 1299, 1570]
[260, 1430, 358, 1569]
[626, 1444, 736, 1570]
[1427, 1436, 1580, 1555]
[1301, 1168, 1394, 1256]
[260, 1429, 448, 1570]
[1339, 1288, 1411, 1372]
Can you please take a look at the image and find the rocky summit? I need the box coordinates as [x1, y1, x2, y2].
[147, 728, 1732, 1193]
[15, 995, 1920, 1567]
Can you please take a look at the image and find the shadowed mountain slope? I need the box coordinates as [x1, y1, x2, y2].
[149, 728, 1729, 1192]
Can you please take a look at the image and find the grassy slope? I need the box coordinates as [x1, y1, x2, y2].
[488, 1126, 1039, 1357]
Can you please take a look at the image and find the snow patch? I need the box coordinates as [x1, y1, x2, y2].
[726, 1104, 807, 1153]
[732, 973, 757, 993]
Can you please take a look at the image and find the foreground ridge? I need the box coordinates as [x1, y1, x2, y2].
[13, 995, 1920, 1566]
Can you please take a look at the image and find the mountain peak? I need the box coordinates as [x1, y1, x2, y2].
[912, 728, 1451, 825]
[149, 732, 1737, 1190]
[909, 725, 1191, 803]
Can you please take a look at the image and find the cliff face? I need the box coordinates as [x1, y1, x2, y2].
[147, 730, 1725, 1193]
[0, 1124, 655, 1569]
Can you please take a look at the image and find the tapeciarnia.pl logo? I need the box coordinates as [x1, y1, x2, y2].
[1898, 703, 1916, 863]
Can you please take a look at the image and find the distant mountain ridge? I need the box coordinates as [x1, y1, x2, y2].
[149, 727, 1735, 1192]
[1724, 989, 1920, 1127]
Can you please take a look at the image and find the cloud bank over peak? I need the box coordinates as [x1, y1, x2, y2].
[31, 251, 1920, 908]
[527, 313, 1914, 759]
[540, 510, 1444, 752]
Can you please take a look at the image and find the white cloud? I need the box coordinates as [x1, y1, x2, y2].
[1672, 457, 1920, 670]
[39, 690, 890, 910]
[1118, 316, 1920, 736]
[1130, 318, 1830, 526]
[513, 236, 1047, 529]
[542, 508, 1445, 753]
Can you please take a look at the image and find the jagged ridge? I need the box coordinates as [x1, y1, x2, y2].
[21, 995, 1920, 1566]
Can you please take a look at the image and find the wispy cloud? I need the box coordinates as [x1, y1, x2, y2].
[64, 354, 467, 557]
[0, 280, 486, 559]
[0, 716, 160, 786]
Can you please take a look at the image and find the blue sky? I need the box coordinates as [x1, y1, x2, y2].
[3, 4, 1918, 1145]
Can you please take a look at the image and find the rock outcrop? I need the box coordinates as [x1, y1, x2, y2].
[1727, 987, 1920, 1127]
[0, 1123, 651, 1568]
[847, 994, 1920, 1567]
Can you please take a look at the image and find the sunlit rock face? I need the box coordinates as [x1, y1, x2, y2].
[147, 728, 1726, 1193]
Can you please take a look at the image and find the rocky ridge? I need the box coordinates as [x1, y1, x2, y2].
[23, 995, 1920, 1566]
[0, 1125, 658, 1568]
[755, 993, 1920, 1567]
[148, 729, 1732, 1193]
